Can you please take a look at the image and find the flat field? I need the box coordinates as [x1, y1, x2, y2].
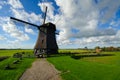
[0, 49, 33, 57]
[48, 50, 120, 80]
[0, 49, 120, 80]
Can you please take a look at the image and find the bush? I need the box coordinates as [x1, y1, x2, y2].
[0, 56, 9, 61]
[13, 53, 22, 58]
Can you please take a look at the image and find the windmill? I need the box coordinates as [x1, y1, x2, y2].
[10, 7, 59, 57]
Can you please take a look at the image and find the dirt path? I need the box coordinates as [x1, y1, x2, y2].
[19, 59, 62, 80]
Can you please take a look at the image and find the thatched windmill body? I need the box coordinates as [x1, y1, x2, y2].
[10, 7, 58, 57]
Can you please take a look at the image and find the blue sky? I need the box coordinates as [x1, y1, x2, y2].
[0, 0, 120, 49]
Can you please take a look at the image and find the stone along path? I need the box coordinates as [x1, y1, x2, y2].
[19, 59, 62, 80]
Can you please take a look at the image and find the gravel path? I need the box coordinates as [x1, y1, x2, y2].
[19, 59, 62, 80]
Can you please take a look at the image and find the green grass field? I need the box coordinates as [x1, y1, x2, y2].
[1, 49, 120, 80]
[0, 49, 33, 57]
[0, 49, 35, 80]
[47, 51, 120, 80]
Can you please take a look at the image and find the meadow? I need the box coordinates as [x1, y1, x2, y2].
[0, 49, 35, 80]
[0, 49, 120, 80]
[48, 50, 120, 80]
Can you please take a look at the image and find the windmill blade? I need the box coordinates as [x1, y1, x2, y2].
[10, 17, 47, 34]
[10, 17, 40, 29]
[43, 6, 47, 24]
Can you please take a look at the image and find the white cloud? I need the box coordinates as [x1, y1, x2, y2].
[39, 0, 99, 42]
[0, 0, 41, 48]
[10, 7, 42, 25]
[1, 0, 120, 48]
[7, 39, 20, 44]
[116, 30, 120, 38]
[0, 35, 6, 40]
[0, 5, 2, 9]
[8, 0, 23, 9]
[38, 2, 55, 22]
[0, 17, 9, 27]
[97, 0, 120, 23]
[41, 0, 98, 44]
[7, 0, 42, 25]
[2, 0, 41, 41]
[7, 39, 22, 48]
[2, 21, 29, 41]
[110, 20, 120, 27]
[36, 0, 120, 48]
[25, 26, 35, 34]
[58, 34, 120, 48]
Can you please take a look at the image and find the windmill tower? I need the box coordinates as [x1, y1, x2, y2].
[10, 7, 58, 57]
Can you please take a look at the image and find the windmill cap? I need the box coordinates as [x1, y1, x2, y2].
[40, 22, 56, 30]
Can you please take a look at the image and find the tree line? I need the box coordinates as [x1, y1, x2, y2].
[95, 46, 120, 51]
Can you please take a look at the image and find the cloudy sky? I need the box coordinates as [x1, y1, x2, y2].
[0, 0, 120, 49]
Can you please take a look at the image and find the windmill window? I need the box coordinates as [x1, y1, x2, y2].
[42, 40, 44, 44]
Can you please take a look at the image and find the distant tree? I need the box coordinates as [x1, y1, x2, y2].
[84, 46, 88, 50]
[109, 46, 114, 51]
[101, 46, 120, 51]
[102, 47, 106, 51]
[95, 46, 100, 49]
[117, 47, 120, 51]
